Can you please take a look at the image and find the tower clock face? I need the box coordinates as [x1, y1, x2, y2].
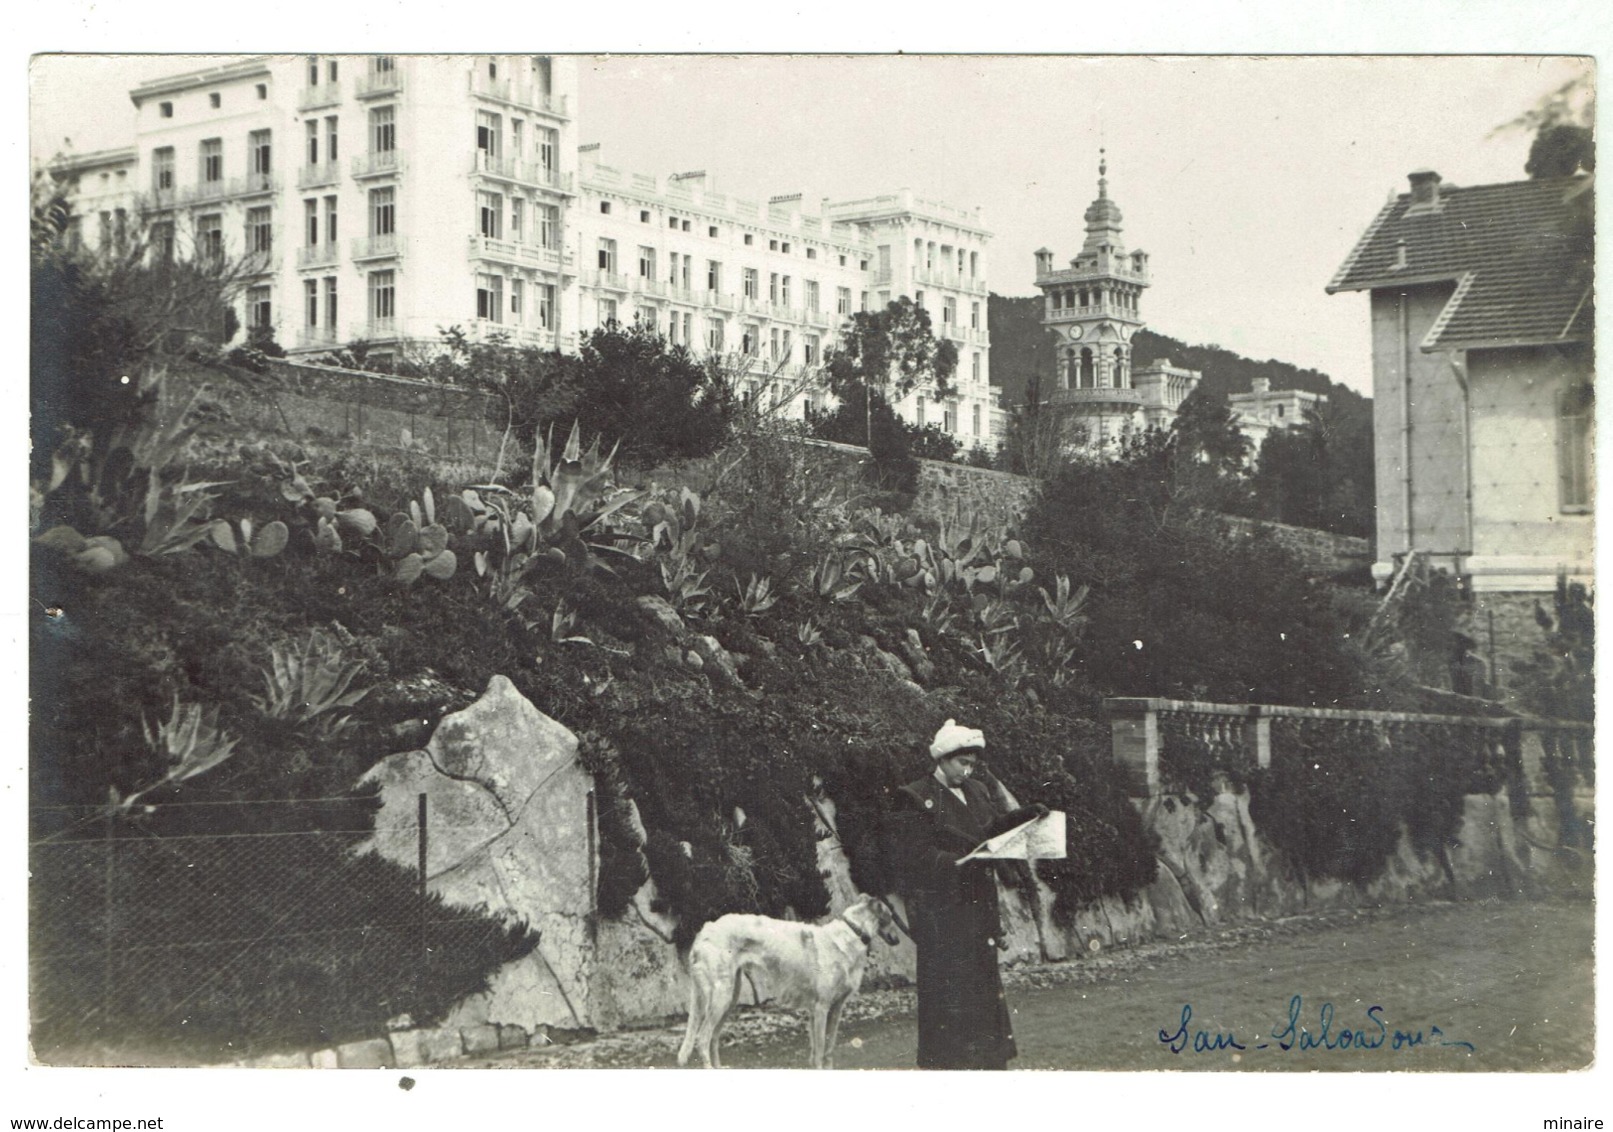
[1066, 326, 1083, 341]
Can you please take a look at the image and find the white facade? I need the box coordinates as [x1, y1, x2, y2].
[47, 55, 997, 452]
[1227, 377, 1326, 454]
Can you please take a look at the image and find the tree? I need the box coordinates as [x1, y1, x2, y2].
[822, 297, 959, 444]
[1253, 398, 1375, 538]
[1493, 71, 1595, 178]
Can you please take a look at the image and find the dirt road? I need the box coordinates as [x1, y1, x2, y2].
[463, 898, 1593, 1072]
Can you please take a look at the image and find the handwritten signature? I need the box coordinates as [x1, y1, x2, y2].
[1159, 995, 1476, 1055]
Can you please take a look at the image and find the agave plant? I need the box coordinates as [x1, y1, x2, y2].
[531, 421, 643, 549]
[736, 574, 779, 617]
[117, 697, 241, 813]
[253, 630, 371, 735]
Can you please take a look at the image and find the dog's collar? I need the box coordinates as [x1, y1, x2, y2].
[838, 914, 875, 948]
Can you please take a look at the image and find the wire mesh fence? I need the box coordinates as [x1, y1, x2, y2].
[29, 797, 537, 1066]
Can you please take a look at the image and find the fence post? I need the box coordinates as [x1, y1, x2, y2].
[417, 792, 428, 1012]
[102, 805, 115, 1036]
[1243, 709, 1272, 771]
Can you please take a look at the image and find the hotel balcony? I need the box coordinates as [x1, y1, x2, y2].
[468, 71, 570, 118]
[167, 174, 277, 207]
[355, 69, 404, 99]
[359, 317, 400, 342]
[297, 82, 343, 112]
[352, 151, 405, 179]
[297, 162, 342, 190]
[805, 308, 831, 328]
[295, 327, 341, 350]
[586, 270, 629, 292]
[463, 321, 575, 350]
[297, 243, 341, 269]
[352, 234, 406, 262]
[470, 152, 574, 194]
[467, 236, 568, 271]
[1045, 301, 1136, 324]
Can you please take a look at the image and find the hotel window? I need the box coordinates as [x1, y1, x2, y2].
[781, 276, 791, 306]
[200, 138, 223, 183]
[943, 403, 956, 433]
[511, 119, 524, 157]
[635, 306, 657, 330]
[744, 233, 754, 246]
[326, 117, 339, 162]
[769, 273, 779, 303]
[916, 394, 926, 428]
[781, 241, 790, 253]
[806, 247, 817, 260]
[638, 246, 656, 279]
[682, 219, 691, 232]
[972, 403, 981, 437]
[640, 210, 651, 224]
[538, 204, 558, 248]
[970, 301, 980, 329]
[210, 92, 222, 109]
[1559, 382, 1594, 512]
[676, 254, 690, 289]
[538, 128, 557, 175]
[770, 327, 783, 362]
[743, 268, 759, 299]
[370, 105, 396, 153]
[600, 200, 612, 215]
[682, 312, 692, 343]
[324, 277, 338, 330]
[369, 270, 395, 321]
[308, 57, 320, 86]
[839, 254, 847, 266]
[374, 55, 395, 74]
[769, 239, 778, 251]
[597, 298, 617, 326]
[804, 335, 820, 365]
[861, 292, 869, 311]
[668, 215, 679, 230]
[250, 129, 272, 178]
[859, 260, 868, 271]
[476, 273, 503, 322]
[305, 279, 319, 328]
[969, 251, 978, 276]
[152, 147, 174, 192]
[324, 196, 338, 244]
[305, 199, 319, 245]
[742, 324, 759, 355]
[837, 287, 851, 316]
[706, 318, 724, 352]
[150, 221, 174, 262]
[370, 187, 396, 236]
[942, 298, 956, 325]
[972, 352, 981, 382]
[306, 120, 320, 165]
[709, 226, 719, 238]
[510, 197, 524, 242]
[159, 101, 173, 118]
[510, 277, 524, 323]
[915, 290, 925, 309]
[197, 213, 223, 259]
[706, 261, 721, 292]
[805, 280, 819, 313]
[538, 284, 555, 330]
[596, 237, 616, 273]
[476, 110, 502, 158]
[247, 206, 273, 254]
[478, 191, 503, 239]
[246, 285, 272, 331]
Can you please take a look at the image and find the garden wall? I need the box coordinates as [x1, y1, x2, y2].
[332, 682, 1591, 1053]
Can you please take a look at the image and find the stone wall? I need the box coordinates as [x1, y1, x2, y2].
[172, 359, 513, 482]
[1216, 513, 1372, 577]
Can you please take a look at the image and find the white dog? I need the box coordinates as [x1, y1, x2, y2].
[677, 895, 900, 1069]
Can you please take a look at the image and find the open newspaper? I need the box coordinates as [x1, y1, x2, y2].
[959, 810, 1067, 862]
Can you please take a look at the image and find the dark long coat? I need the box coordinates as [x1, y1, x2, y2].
[890, 772, 1017, 1069]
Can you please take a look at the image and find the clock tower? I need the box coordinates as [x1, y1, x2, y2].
[1034, 153, 1191, 451]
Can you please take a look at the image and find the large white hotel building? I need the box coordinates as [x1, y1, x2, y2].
[48, 55, 1000, 448]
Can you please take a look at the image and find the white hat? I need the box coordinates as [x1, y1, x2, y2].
[930, 719, 985, 760]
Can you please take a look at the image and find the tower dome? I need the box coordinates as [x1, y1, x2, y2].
[1081, 149, 1126, 256]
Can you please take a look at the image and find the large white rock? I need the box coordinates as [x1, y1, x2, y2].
[357, 675, 597, 1034]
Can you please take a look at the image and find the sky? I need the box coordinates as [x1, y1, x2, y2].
[28, 54, 1589, 397]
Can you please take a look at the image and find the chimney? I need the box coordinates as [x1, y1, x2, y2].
[1407, 169, 1442, 207]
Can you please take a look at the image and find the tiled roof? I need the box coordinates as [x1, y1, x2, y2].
[1327, 174, 1593, 351]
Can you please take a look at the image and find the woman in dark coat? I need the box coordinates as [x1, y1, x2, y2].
[890, 720, 1044, 1070]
